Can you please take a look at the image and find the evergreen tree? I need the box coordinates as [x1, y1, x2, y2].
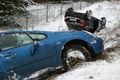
[0, 0, 29, 27]
[0, 0, 28, 17]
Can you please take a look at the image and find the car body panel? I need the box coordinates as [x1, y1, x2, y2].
[0, 30, 104, 78]
[51, 31, 104, 54]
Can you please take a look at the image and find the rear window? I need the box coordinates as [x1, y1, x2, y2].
[29, 33, 47, 41]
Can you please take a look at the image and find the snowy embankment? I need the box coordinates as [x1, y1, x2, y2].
[54, 29, 120, 80]
[31, 1, 120, 32]
[51, 1, 120, 80]
[30, 16, 68, 31]
[26, 1, 120, 80]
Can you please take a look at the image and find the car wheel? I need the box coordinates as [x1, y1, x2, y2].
[66, 7, 74, 13]
[86, 10, 92, 20]
[96, 21, 101, 32]
[101, 17, 106, 28]
[96, 17, 106, 32]
[62, 45, 92, 71]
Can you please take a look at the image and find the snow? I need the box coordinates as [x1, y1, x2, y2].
[24, 1, 120, 80]
[55, 57, 120, 80]
[29, 1, 120, 32]
[54, 45, 120, 80]
[24, 67, 55, 80]
[30, 16, 68, 31]
[79, 1, 120, 31]
[1, 1, 120, 80]
[26, 4, 46, 10]
[22, 1, 120, 80]
[26, 1, 89, 28]
[32, 1, 120, 80]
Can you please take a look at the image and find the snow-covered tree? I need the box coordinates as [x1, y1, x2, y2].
[0, 0, 29, 17]
[0, 0, 31, 27]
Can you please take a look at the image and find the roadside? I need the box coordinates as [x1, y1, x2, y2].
[52, 27, 120, 80]
[24, 1, 120, 80]
[46, 1, 120, 80]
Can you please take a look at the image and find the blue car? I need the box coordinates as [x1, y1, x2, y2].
[0, 30, 104, 79]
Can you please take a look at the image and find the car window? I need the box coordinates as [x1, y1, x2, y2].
[0, 33, 33, 51]
[17, 33, 33, 45]
[29, 33, 47, 41]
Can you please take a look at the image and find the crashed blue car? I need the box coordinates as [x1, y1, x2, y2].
[0, 30, 104, 79]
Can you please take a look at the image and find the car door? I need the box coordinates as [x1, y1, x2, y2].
[0, 32, 58, 77]
[28, 33, 58, 69]
[0, 33, 39, 76]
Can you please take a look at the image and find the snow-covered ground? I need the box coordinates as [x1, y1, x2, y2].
[52, 1, 120, 80]
[26, 1, 120, 80]
[25, 1, 89, 27]
[54, 29, 120, 80]
[1, 1, 120, 80]
[30, 1, 120, 31]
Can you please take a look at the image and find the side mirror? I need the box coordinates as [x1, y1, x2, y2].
[33, 39, 40, 49]
[31, 39, 40, 56]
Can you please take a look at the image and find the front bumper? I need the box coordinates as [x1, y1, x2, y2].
[89, 37, 104, 55]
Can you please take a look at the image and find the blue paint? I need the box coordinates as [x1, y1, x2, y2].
[0, 30, 104, 79]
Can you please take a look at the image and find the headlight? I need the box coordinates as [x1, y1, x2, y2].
[83, 31, 98, 37]
[90, 39, 97, 44]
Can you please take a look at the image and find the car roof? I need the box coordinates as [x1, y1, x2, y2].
[0, 30, 51, 34]
[0, 30, 86, 37]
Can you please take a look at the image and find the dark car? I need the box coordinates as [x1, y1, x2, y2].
[0, 30, 104, 79]
[64, 8, 106, 33]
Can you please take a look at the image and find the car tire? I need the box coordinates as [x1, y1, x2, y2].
[96, 17, 106, 32]
[62, 44, 92, 71]
[101, 17, 106, 29]
[86, 10, 92, 20]
[96, 21, 101, 32]
[66, 7, 74, 13]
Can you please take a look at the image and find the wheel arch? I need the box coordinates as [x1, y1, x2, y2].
[61, 39, 95, 58]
